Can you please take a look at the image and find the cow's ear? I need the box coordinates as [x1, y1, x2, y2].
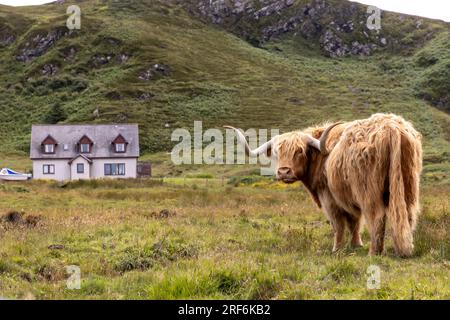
[266, 146, 272, 157]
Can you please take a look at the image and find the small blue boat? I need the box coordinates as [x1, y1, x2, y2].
[0, 168, 32, 181]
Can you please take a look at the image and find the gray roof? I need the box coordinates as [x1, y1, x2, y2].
[30, 124, 139, 159]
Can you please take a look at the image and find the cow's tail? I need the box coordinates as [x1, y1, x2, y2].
[387, 128, 414, 257]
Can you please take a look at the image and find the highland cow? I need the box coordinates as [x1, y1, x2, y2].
[225, 113, 423, 257]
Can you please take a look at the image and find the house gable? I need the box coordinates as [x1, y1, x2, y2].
[68, 154, 93, 165]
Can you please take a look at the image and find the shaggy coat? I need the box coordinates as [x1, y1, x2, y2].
[229, 113, 423, 257]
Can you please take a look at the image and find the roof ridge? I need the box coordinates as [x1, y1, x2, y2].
[32, 123, 139, 126]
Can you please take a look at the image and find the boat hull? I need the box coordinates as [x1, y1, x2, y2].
[0, 175, 30, 181]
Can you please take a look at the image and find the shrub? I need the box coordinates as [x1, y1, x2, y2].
[44, 103, 67, 124]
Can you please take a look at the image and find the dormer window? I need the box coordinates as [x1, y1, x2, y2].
[115, 143, 125, 152]
[45, 144, 55, 153]
[80, 143, 90, 153]
[78, 135, 93, 154]
[112, 134, 128, 153]
[41, 135, 57, 154]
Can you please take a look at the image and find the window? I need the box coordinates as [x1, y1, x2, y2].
[63, 144, 69, 151]
[44, 144, 54, 153]
[112, 135, 128, 153]
[43, 164, 55, 174]
[115, 143, 125, 153]
[80, 143, 90, 153]
[77, 163, 84, 174]
[104, 163, 125, 176]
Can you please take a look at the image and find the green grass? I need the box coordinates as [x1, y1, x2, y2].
[0, 179, 448, 299]
[0, 0, 448, 162]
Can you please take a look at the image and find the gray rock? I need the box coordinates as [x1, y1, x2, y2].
[62, 46, 77, 61]
[41, 63, 59, 76]
[137, 92, 155, 101]
[117, 53, 130, 64]
[16, 27, 68, 62]
[91, 54, 113, 67]
[320, 29, 349, 57]
[350, 41, 373, 56]
[139, 64, 172, 81]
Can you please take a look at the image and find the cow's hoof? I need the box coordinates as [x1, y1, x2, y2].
[351, 241, 364, 248]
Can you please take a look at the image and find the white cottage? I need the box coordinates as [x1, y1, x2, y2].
[30, 124, 140, 181]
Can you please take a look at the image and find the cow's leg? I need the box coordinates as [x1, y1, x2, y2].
[319, 192, 346, 252]
[332, 213, 347, 253]
[365, 206, 386, 256]
[345, 213, 363, 248]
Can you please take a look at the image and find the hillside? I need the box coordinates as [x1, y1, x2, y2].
[0, 0, 449, 178]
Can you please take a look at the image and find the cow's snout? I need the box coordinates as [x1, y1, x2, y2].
[277, 167, 292, 177]
[277, 167, 297, 183]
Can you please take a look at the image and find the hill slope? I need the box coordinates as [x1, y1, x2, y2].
[0, 0, 449, 175]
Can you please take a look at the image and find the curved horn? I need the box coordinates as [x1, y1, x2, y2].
[307, 122, 342, 155]
[224, 125, 275, 157]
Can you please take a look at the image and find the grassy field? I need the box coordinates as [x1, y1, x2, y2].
[0, 0, 448, 300]
[0, 177, 448, 300]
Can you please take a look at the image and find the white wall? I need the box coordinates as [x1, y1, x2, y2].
[32, 158, 137, 181]
[91, 158, 137, 179]
[32, 159, 71, 181]
[70, 157, 91, 180]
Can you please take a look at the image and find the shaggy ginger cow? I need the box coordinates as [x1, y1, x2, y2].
[225, 113, 422, 257]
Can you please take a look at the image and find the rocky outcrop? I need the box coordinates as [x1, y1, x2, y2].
[16, 27, 69, 62]
[180, 0, 388, 58]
